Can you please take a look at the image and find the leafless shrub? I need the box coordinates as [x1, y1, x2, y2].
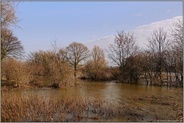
[27, 50, 73, 87]
[1, 58, 31, 87]
[84, 46, 108, 80]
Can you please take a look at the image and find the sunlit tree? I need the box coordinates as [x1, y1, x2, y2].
[85, 46, 107, 80]
[64, 42, 89, 79]
[1, 2, 23, 60]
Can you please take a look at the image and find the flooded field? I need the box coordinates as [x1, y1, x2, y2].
[2, 81, 183, 122]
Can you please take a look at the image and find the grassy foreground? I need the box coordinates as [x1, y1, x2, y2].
[1, 93, 183, 122]
[2, 95, 124, 122]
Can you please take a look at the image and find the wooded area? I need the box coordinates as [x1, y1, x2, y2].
[1, 2, 183, 122]
[1, 2, 183, 88]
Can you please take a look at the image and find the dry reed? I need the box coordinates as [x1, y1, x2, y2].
[1, 94, 125, 122]
[1, 93, 182, 122]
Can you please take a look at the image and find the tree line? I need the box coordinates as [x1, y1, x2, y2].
[107, 26, 183, 86]
[1, 2, 183, 88]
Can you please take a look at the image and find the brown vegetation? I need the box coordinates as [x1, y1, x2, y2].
[2, 92, 182, 122]
[27, 50, 74, 88]
[83, 46, 108, 81]
[1, 2, 183, 123]
[60, 42, 90, 79]
[1, 2, 183, 87]
[107, 30, 140, 82]
[1, 2, 23, 60]
[1, 58, 31, 87]
[107, 24, 183, 86]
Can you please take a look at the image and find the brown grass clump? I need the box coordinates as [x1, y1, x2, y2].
[2, 92, 182, 122]
[1, 94, 126, 122]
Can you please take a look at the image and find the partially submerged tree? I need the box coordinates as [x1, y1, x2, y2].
[123, 53, 144, 83]
[107, 30, 139, 82]
[170, 20, 183, 85]
[108, 31, 138, 69]
[147, 28, 169, 84]
[63, 42, 89, 79]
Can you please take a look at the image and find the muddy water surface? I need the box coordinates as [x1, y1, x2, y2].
[2, 81, 183, 121]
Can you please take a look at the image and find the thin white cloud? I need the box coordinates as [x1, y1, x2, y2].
[84, 16, 183, 51]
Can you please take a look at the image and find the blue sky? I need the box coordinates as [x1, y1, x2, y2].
[13, 1, 183, 54]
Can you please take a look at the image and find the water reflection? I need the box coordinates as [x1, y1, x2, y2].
[3, 81, 182, 103]
[2, 81, 182, 122]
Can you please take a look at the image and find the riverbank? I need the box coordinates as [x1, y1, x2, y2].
[2, 71, 182, 91]
[1, 81, 183, 122]
[1, 78, 82, 91]
[2, 92, 182, 122]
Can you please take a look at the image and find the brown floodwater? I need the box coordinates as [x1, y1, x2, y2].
[3, 81, 182, 100]
[2, 81, 183, 121]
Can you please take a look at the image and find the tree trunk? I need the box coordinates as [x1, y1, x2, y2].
[169, 71, 172, 86]
[144, 72, 149, 85]
[166, 71, 169, 86]
[74, 65, 77, 84]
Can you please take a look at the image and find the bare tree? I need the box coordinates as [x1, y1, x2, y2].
[84, 46, 107, 80]
[147, 28, 169, 84]
[1, 2, 23, 60]
[64, 42, 89, 79]
[1, 28, 23, 60]
[91, 45, 105, 63]
[141, 51, 157, 85]
[107, 30, 139, 82]
[58, 48, 68, 62]
[1, 2, 18, 28]
[171, 19, 183, 50]
[170, 20, 183, 85]
[108, 30, 138, 69]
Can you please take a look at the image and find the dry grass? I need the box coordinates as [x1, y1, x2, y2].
[1, 94, 125, 122]
[2, 93, 183, 122]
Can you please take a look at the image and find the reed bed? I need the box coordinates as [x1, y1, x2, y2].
[2, 94, 127, 122]
[2, 93, 183, 122]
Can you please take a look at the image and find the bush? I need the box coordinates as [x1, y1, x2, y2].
[82, 46, 108, 81]
[1, 58, 31, 87]
[27, 50, 74, 87]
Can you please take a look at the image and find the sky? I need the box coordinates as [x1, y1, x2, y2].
[13, 1, 183, 54]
